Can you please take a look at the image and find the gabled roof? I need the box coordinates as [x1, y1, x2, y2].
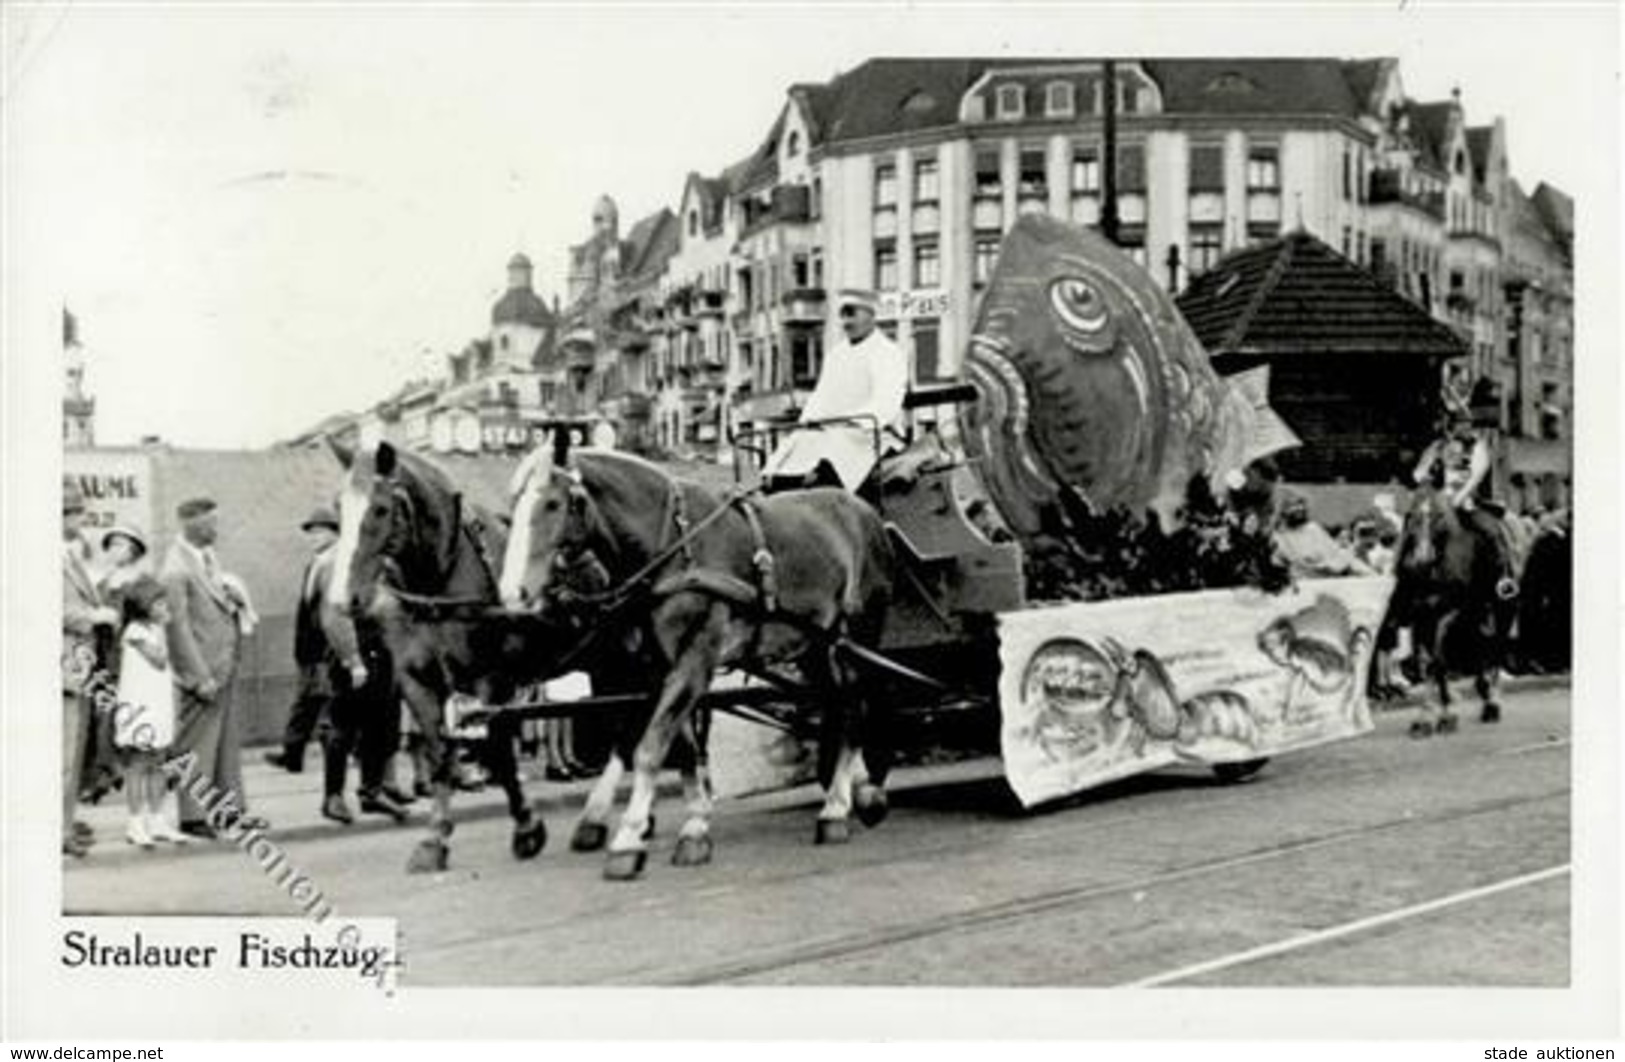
[1339, 58, 1389, 113]
[1176, 230, 1468, 360]
[620, 208, 680, 282]
[1466, 126, 1494, 184]
[1531, 182, 1573, 244]
[722, 114, 783, 192]
[1405, 100, 1456, 172]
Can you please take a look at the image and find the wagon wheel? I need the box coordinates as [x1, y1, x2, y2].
[1212, 758, 1270, 784]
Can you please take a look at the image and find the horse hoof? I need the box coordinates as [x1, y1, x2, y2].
[671, 834, 714, 867]
[1481, 703, 1502, 724]
[570, 820, 609, 853]
[1213, 758, 1270, 784]
[406, 838, 449, 874]
[1409, 720, 1434, 739]
[814, 819, 851, 846]
[1437, 713, 1459, 735]
[510, 818, 548, 861]
[853, 785, 889, 829]
[603, 849, 648, 881]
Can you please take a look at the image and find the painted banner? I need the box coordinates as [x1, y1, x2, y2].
[998, 577, 1394, 808]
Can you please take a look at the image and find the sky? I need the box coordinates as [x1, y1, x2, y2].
[5, 3, 1617, 449]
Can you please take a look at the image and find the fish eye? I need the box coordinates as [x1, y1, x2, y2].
[1048, 277, 1109, 334]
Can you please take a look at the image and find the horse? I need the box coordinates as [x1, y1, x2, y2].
[1392, 490, 1519, 736]
[500, 444, 896, 881]
[326, 439, 557, 872]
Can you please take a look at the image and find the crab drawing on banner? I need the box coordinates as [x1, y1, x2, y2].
[1256, 594, 1375, 734]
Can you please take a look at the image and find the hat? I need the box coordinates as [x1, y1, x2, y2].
[176, 497, 217, 520]
[63, 479, 86, 514]
[836, 288, 879, 313]
[300, 505, 339, 532]
[101, 525, 149, 558]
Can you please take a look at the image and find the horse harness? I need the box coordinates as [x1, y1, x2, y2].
[539, 470, 788, 669]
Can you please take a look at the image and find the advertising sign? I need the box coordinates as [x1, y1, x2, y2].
[998, 577, 1394, 808]
[64, 450, 155, 561]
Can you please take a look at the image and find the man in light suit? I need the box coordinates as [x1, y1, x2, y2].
[160, 497, 267, 838]
[63, 480, 118, 857]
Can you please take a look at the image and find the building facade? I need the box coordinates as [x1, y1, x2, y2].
[297, 57, 1572, 504]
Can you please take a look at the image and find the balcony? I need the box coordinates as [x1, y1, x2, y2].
[1368, 168, 1445, 221]
[740, 183, 815, 236]
[780, 286, 827, 323]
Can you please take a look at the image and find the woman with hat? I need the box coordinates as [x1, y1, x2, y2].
[75, 523, 154, 806]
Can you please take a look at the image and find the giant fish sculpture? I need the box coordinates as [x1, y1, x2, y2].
[959, 214, 1296, 537]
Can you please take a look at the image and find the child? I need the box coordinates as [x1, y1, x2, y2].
[112, 577, 187, 846]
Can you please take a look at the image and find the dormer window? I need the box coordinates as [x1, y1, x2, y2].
[1046, 81, 1075, 118]
[996, 84, 1025, 120]
[1454, 149, 1467, 175]
[688, 210, 699, 237]
[786, 131, 801, 158]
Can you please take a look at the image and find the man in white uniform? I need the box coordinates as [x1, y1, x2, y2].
[763, 288, 909, 492]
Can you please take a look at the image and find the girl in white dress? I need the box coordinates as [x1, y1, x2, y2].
[113, 578, 186, 846]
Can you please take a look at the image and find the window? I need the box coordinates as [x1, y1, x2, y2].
[1341, 226, 1352, 258]
[996, 84, 1025, 119]
[1018, 146, 1048, 204]
[498, 334, 509, 352]
[810, 248, 824, 289]
[974, 148, 1003, 197]
[791, 252, 810, 288]
[786, 131, 800, 158]
[913, 239, 940, 288]
[1117, 143, 1146, 193]
[974, 234, 1000, 288]
[1188, 143, 1224, 193]
[1246, 220, 1280, 244]
[810, 176, 822, 221]
[875, 242, 898, 291]
[1371, 237, 1388, 280]
[790, 329, 822, 386]
[1342, 149, 1352, 200]
[1046, 81, 1075, 118]
[1246, 147, 1279, 191]
[874, 163, 897, 208]
[1070, 145, 1100, 195]
[1189, 224, 1223, 274]
[1118, 79, 1140, 115]
[913, 156, 939, 203]
[912, 319, 943, 383]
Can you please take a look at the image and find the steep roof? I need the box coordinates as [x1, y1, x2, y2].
[1405, 100, 1456, 172]
[1531, 182, 1573, 244]
[1339, 58, 1388, 112]
[1141, 58, 1365, 117]
[1466, 126, 1494, 183]
[787, 57, 1379, 151]
[1176, 230, 1468, 359]
[620, 208, 680, 280]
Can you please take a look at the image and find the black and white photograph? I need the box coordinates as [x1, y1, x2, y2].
[3, 0, 1618, 1045]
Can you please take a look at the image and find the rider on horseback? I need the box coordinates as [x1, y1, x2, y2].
[1411, 384, 1520, 600]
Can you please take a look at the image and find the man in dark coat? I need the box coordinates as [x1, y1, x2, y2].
[265, 507, 345, 774]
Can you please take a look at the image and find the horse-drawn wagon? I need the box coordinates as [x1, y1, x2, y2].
[328, 214, 1393, 877]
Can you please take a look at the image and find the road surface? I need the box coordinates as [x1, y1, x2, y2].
[64, 681, 1571, 987]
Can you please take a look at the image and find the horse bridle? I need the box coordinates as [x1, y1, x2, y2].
[368, 477, 499, 615]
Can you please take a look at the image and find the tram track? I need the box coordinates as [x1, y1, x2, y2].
[396, 722, 1568, 964]
[627, 786, 1569, 985]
